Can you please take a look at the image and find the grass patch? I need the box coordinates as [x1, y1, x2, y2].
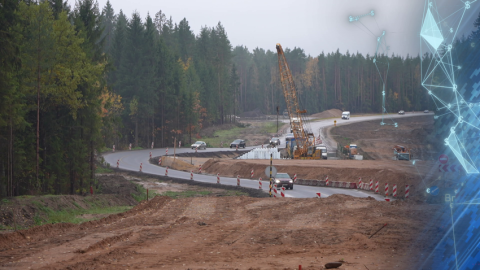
[32, 201, 132, 225]
[96, 166, 113, 173]
[224, 190, 249, 196]
[131, 183, 148, 202]
[260, 122, 279, 134]
[131, 146, 143, 150]
[201, 121, 285, 147]
[202, 126, 246, 148]
[46, 206, 132, 224]
[162, 190, 212, 199]
[99, 146, 111, 153]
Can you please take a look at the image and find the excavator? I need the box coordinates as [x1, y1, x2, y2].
[276, 43, 323, 160]
[393, 145, 412, 160]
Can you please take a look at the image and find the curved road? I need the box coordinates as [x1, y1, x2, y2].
[104, 112, 432, 200]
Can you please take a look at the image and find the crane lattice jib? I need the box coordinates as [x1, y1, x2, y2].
[276, 43, 310, 156]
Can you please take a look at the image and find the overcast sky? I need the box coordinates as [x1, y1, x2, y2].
[69, 0, 480, 57]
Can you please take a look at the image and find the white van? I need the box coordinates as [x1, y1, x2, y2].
[341, 111, 350, 120]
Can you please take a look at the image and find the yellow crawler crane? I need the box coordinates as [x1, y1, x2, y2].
[276, 43, 320, 160]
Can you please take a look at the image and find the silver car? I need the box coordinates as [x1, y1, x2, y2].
[191, 141, 207, 150]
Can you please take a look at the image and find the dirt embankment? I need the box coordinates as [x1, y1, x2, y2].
[0, 171, 271, 231]
[201, 159, 433, 198]
[0, 194, 443, 269]
[310, 109, 343, 119]
[0, 175, 142, 230]
[330, 115, 437, 161]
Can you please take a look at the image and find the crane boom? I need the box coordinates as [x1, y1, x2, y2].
[276, 43, 316, 158]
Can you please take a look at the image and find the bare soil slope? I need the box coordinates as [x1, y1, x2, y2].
[330, 115, 436, 161]
[311, 109, 343, 119]
[202, 159, 433, 198]
[0, 195, 442, 270]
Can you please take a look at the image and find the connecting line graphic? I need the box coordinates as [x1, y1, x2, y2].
[349, 10, 398, 127]
[349, 10, 374, 23]
[411, 159, 428, 189]
[420, 0, 479, 174]
[450, 203, 460, 270]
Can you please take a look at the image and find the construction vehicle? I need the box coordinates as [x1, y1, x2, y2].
[344, 144, 359, 159]
[393, 145, 412, 160]
[276, 43, 321, 160]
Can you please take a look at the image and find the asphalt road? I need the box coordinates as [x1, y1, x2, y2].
[277, 111, 433, 152]
[104, 112, 432, 200]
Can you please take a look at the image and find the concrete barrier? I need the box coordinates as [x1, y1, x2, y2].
[318, 180, 326, 187]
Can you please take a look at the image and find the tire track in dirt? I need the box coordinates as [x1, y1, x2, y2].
[0, 195, 444, 270]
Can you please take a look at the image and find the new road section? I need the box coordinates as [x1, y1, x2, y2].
[104, 112, 432, 200]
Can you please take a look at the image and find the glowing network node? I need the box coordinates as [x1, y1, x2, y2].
[348, 10, 375, 22]
[421, 0, 479, 175]
[349, 8, 397, 128]
[421, 7, 444, 50]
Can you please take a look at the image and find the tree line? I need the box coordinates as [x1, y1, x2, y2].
[1, 0, 478, 197]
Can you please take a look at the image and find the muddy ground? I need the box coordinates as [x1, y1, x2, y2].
[195, 115, 443, 199]
[0, 172, 266, 231]
[0, 113, 445, 269]
[0, 193, 443, 270]
[330, 115, 437, 161]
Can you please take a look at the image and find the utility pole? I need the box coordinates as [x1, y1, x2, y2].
[276, 106, 279, 133]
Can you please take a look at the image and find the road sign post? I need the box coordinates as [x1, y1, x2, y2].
[269, 154, 272, 197]
[265, 162, 277, 198]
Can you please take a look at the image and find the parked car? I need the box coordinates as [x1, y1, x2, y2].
[270, 137, 281, 146]
[398, 110, 405, 115]
[424, 110, 429, 113]
[191, 141, 207, 150]
[273, 173, 294, 190]
[230, 139, 246, 148]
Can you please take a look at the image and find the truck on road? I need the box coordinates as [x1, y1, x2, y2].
[341, 111, 350, 120]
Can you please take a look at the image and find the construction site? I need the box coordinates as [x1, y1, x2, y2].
[0, 106, 448, 270]
[0, 37, 451, 270]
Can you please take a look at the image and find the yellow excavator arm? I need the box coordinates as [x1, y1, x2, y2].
[276, 43, 316, 158]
